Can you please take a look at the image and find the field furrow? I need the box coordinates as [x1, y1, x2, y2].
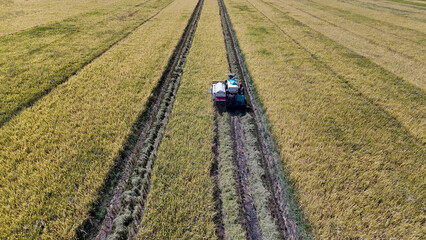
[215, 112, 247, 240]
[219, 0, 312, 238]
[0, 0, 172, 126]
[0, 0, 196, 237]
[106, 0, 203, 238]
[224, 0, 425, 238]
[249, 0, 426, 144]
[136, 0, 222, 238]
[229, 114, 264, 239]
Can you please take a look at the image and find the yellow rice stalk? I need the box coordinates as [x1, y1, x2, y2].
[225, 0, 425, 238]
[266, 0, 426, 91]
[0, 0, 197, 238]
[0, 0, 173, 125]
[307, 0, 426, 34]
[251, 0, 426, 147]
[269, 0, 425, 63]
[0, 0, 138, 36]
[137, 0, 228, 238]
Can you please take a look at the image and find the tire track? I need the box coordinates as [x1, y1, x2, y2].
[218, 0, 312, 238]
[90, 0, 204, 239]
[230, 114, 263, 240]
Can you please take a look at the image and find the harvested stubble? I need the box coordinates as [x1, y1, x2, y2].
[107, 0, 202, 238]
[238, 113, 282, 239]
[225, 0, 425, 238]
[137, 0, 227, 238]
[0, 0, 173, 126]
[0, 0, 196, 237]
[216, 112, 246, 240]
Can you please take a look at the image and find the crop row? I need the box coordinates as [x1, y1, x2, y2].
[225, 0, 425, 238]
[216, 112, 246, 240]
[106, 0, 203, 238]
[136, 0, 228, 238]
[0, 0, 173, 125]
[0, 0, 195, 237]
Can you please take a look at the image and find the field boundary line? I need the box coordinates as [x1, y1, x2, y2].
[246, 0, 425, 146]
[0, 0, 173, 129]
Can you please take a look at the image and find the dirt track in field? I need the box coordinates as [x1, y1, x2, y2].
[217, 0, 308, 238]
[230, 114, 263, 239]
[76, 0, 204, 239]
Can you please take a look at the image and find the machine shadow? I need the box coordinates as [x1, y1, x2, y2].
[215, 103, 253, 117]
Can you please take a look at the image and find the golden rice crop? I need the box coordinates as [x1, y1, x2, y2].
[137, 0, 228, 238]
[269, 0, 425, 63]
[312, 0, 426, 33]
[266, 0, 426, 91]
[0, 0, 196, 237]
[352, 0, 426, 17]
[0, 0, 173, 126]
[303, 0, 426, 44]
[0, 0, 133, 36]
[225, 0, 425, 238]
[254, 0, 426, 145]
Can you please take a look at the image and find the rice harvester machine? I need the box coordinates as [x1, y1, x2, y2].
[211, 73, 246, 107]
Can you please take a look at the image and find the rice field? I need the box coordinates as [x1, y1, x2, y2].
[137, 0, 226, 237]
[0, 0, 195, 237]
[0, 0, 424, 238]
[0, 0, 133, 36]
[0, 0, 174, 126]
[224, 0, 425, 238]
